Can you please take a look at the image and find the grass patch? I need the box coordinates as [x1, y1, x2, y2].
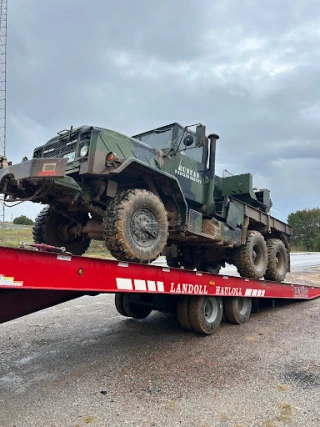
[0, 226, 112, 258]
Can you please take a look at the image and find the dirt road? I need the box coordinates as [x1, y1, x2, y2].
[0, 257, 319, 427]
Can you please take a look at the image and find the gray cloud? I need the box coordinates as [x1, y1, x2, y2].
[5, 0, 320, 223]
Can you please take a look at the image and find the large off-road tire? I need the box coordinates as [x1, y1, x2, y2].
[224, 297, 252, 324]
[234, 230, 268, 280]
[264, 239, 288, 282]
[104, 189, 168, 263]
[33, 206, 91, 255]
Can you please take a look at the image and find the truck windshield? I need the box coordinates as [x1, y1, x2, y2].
[181, 146, 203, 163]
[133, 128, 173, 151]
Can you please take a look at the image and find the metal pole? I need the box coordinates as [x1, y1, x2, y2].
[0, 0, 7, 227]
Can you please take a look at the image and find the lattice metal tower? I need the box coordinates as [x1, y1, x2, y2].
[0, 0, 7, 226]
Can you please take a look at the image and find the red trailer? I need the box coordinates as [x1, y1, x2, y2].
[1, 244, 319, 334]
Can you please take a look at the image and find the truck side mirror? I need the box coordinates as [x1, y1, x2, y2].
[195, 125, 206, 147]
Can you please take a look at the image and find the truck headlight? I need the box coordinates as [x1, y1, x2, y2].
[80, 144, 89, 157]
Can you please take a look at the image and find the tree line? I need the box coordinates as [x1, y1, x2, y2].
[287, 208, 320, 251]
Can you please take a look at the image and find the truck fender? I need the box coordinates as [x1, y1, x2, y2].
[107, 158, 188, 228]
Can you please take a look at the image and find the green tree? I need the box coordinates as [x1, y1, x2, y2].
[287, 208, 320, 251]
[13, 215, 34, 226]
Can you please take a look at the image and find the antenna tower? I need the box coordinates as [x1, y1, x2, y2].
[0, 0, 7, 226]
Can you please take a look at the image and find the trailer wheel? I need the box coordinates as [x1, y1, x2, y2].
[188, 296, 223, 335]
[104, 189, 168, 263]
[234, 230, 268, 279]
[177, 296, 193, 331]
[114, 294, 129, 317]
[33, 206, 91, 255]
[264, 239, 288, 282]
[224, 297, 252, 324]
[121, 294, 152, 319]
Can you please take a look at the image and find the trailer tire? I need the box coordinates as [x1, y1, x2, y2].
[265, 239, 288, 282]
[224, 297, 252, 324]
[121, 294, 152, 319]
[177, 296, 193, 331]
[33, 206, 91, 255]
[114, 294, 129, 317]
[234, 230, 268, 279]
[188, 296, 223, 335]
[104, 189, 168, 263]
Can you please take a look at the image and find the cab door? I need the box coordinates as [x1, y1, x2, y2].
[171, 147, 205, 205]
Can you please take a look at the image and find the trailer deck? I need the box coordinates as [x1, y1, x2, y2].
[1, 245, 319, 334]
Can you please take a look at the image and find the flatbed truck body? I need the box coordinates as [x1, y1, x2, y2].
[0, 245, 319, 334]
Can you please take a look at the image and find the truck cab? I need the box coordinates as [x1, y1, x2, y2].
[133, 123, 207, 206]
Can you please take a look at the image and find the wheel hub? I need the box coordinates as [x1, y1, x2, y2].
[252, 244, 263, 267]
[204, 298, 218, 323]
[131, 208, 159, 247]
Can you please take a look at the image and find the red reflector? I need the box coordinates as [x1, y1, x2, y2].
[38, 171, 57, 176]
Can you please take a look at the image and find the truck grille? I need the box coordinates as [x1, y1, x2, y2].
[42, 139, 77, 158]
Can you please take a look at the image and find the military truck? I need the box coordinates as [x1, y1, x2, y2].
[0, 123, 292, 281]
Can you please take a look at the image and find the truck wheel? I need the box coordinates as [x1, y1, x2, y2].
[177, 296, 193, 331]
[264, 239, 288, 282]
[234, 230, 268, 279]
[121, 294, 152, 319]
[189, 296, 223, 335]
[114, 293, 129, 317]
[104, 189, 168, 263]
[33, 206, 91, 255]
[224, 297, 252, 324]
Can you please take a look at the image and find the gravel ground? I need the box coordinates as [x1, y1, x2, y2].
[1, 270, 320, 426]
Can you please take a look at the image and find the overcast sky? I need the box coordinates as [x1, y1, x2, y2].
[5, 0, 320, 222]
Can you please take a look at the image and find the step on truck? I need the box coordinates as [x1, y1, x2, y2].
[0, 122, 292, 282]
[0, 244, 319, 335]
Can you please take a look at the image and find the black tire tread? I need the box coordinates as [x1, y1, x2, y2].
[264, 238, 288, 282]
[121, 294, 152, 319]
[32, 206, 91, 255]
[189, 296, 223, 335]
[177, 296, 193, 331]
[103, 189, 168, 263]
[224, 297, 252, 324]
[114, 294, 129, 317]
[234, 230, 267, 279]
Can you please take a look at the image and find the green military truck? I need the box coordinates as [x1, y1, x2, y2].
[0, 122, 292, 281]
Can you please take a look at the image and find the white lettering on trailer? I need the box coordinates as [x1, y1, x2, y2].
[170, 283, 208, 295]
[215, 286, 243, 296]
[116, 278, 164, 292]
[244, 289, 266, 297]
